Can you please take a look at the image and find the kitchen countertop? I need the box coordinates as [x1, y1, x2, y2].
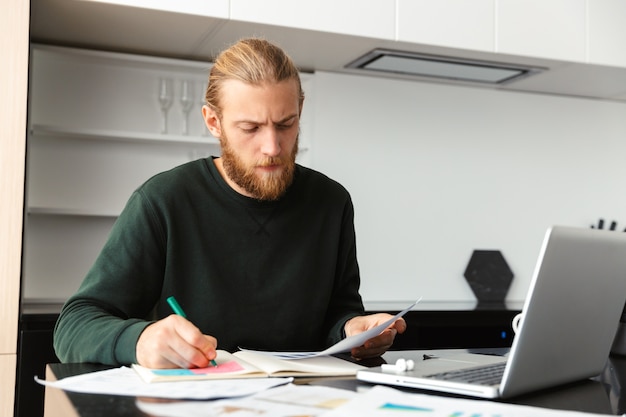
[21, 299, 523, 316]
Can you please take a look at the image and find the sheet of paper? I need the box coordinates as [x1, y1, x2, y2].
[241, 298, 421, 359]
[35, 366, 292, 400]
[137, 396, 325, 417]
[323, 385, 615, 417]
[136, 383, 357, 417]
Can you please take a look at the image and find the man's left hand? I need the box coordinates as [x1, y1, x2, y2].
[344, 313, 407, 359]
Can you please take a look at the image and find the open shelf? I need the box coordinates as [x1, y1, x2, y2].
[27, 207, 119, 218]
[29, 124, 220, 146]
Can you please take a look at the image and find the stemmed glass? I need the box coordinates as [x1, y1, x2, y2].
[180, 80, 194, 135]
[200, 81, 209, 136]
[158, 78, 173, 134]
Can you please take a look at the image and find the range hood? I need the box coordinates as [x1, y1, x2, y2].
[346, 49, 543, 85]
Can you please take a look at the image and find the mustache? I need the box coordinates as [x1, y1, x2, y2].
[256, 157, 286, 167]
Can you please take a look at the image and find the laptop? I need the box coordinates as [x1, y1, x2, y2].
[357, 225, 626, 399]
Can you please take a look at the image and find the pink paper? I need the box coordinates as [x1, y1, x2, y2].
[189, 361, 246, 374]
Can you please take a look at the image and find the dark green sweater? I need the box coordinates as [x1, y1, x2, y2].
[53, 157, 364, 365]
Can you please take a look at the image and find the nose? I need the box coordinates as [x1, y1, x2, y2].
[260, 127, 281, 157]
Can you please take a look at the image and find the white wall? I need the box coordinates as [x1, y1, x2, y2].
[311, 71, 626, 304]
[25, 48, 626, 305]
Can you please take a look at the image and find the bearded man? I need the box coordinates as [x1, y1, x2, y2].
[54, 38, 405, 369]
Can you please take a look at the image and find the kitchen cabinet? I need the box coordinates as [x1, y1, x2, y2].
[397, 0, 495, 53]
[107, 0, 230, 18]
[497, 0, 586, 62]
[15, 306, 60, 417]
[588, 0, 626, 68]
[230, 0, 395, 40]
[29, 0, 626, 104]
[24, 45, 314, 302]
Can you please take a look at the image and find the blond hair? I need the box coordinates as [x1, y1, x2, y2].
[205, 38, 304, 117]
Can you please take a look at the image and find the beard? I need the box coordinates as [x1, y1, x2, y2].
[220, 133, 299, 201]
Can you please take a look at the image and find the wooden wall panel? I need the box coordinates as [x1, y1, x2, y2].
[0, 0, 30, 416]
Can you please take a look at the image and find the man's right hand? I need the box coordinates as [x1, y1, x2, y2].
[136, 314, 217, 369]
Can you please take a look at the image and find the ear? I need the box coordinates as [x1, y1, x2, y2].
[202, 105, 222, 138]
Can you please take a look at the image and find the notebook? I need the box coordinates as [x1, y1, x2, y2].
[357, 225, 626, 399]
[133, 349, 365, 383]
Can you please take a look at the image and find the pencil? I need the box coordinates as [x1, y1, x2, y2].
[166, 296, 218, 367]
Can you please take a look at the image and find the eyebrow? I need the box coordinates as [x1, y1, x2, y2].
[235, 114, 298, 126]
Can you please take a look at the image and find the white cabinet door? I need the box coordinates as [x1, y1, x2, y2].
[230, 0, 395, 40]
[397, 0, 496, 53]
[497, 0, 586, 62]
[76, 0, 229, 18]
[588, 0, 626, 67]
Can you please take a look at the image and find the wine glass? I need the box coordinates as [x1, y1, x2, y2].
[180, 80, 194, 135]
[158, 78, 173, 134]
[200, 81, 209, 136]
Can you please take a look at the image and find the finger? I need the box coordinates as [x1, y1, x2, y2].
[146, 319, 203, 368]
[160, 344, 197, 369]
[378, 328, 396, 350]
[364, 328, 396, 349]
[392, 318, 407, 334]
[345, 313, 400, 336]
[351, 329, 397, 359]
[191, 335, 218, 367]
[137, 316, 217, 369]
[164, 335, 208, 368]
[198, 335, 218, 360]
[153, 334, 216, 369]
[351, 343, 390, 360]
[137, 339, 189, 369]
[137, 320, 182, 368]
[175, 320, 217, 354]
[172, 319, 218, 368]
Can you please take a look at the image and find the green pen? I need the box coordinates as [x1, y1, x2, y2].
[166, 296, 218, 367]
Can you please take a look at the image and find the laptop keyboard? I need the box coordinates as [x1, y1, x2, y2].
[425, 362, 506, 386]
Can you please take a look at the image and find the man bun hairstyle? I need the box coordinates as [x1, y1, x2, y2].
[205, 38, 304, 117]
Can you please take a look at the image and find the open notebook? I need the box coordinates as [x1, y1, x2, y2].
[133, 350, 365, 382]
[357, 226, 626, 398]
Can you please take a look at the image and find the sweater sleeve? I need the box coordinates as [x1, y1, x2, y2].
[324, 194, 365, 346]
[53, 190, 166, 365]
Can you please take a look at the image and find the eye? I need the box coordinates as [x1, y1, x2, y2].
[277, 120, 296, 130]
[241, 125, 258, 133]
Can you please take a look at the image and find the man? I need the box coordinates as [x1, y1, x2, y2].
[54, 38, 406, 369]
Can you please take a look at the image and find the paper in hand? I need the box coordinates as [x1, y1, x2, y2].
[241, 298, 421, 359]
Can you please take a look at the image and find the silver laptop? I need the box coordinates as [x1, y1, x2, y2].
[357, 226, 626, 399]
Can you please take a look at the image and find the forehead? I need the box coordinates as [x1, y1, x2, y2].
[219, 78, 301, 119]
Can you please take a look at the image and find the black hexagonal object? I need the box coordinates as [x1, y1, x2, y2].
[464, 250, 513, 306]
